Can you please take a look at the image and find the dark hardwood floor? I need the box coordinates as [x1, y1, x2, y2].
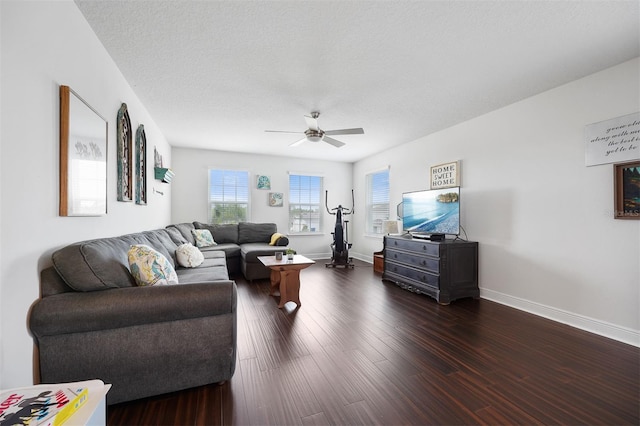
[108, 260, 639, 425]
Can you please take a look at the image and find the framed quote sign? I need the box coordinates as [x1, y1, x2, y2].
[585, 112, 640, 166]
[430, 161, 460, 189]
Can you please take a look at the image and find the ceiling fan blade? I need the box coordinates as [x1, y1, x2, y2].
[324, 128, 364, 136]
[265, 130, 304, 134]
[323, 136, 345, 148]
[304, 115, 319, 131]
[289, 137, 307, 147]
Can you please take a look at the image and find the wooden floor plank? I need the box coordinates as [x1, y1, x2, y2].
[108, 260, 640, 425]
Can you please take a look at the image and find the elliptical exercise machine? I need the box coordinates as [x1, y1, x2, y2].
[325, 190, 355, 269]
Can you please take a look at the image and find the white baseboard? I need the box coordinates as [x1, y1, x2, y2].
[309, 252, 638, 347]
[481, 288, 640, 348]
[350, 251, 372, 263]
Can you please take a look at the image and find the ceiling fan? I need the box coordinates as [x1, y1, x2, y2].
[265, 112, 364, 148]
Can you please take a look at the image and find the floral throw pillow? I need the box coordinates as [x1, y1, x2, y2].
[191, 229, 216, 248]
[128, 244, 179, 286]
[175, 243, 204, 268]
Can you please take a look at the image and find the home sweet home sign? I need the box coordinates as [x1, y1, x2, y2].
[430, 161, 460, 189]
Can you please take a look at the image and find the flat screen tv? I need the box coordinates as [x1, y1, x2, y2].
[402, 187, 460, 237]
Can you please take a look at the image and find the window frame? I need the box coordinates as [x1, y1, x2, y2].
[207, 168, 250, 224]
[365, 167, 390, 236]
[288, 173, 323, 235]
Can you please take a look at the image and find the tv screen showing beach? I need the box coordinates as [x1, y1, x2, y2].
[402, 187, 460, 235]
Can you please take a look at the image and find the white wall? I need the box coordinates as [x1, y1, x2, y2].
[0, 1, 173, 388]
[352, 58, 640, 346]
[171, 148, 353, 258]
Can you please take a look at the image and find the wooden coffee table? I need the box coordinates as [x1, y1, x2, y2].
[258, 255, 315, 308]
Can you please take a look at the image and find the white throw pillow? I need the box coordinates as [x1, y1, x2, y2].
[128, 244, 179, 286]
[175, 243, 205, 268]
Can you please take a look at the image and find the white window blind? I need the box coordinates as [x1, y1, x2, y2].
[208, 169, 249, 224]
[366, 168, 390, 234]
[289, 174, 322, 233]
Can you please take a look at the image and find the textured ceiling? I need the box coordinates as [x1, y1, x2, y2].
[75, 0, 639, 163]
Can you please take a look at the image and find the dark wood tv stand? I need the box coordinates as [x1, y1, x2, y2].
[382, 235, 479, 304]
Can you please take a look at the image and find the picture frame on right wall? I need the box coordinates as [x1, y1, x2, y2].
[614, 160, 640, 219]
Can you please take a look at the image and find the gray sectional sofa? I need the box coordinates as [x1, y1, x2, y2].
[169, 221, 288, 281]
[28, 222, 287, 404]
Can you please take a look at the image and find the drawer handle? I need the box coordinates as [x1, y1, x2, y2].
[421, 275, 427, 282]
[420, 260, 426, 266]
[394, 253, 398, 258]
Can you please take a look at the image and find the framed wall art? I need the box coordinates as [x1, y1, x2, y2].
[269, 192, 283, 207]
[135, 124, 147, 205]
[59, 85, 108, 216]
[257, 175, 271, 190]
[614, 161, 640, 219]
[117, 103, 132, 201]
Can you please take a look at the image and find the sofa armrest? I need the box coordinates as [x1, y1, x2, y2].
[29, 281, 237, 338]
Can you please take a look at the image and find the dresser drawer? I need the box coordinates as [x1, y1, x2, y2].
[386, 238, 440, 257]
[386, 249, 440, 273]
[384, 271, 439, 299]
[385, 261, 439, 287]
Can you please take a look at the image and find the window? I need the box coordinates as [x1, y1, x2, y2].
[208, 169, 249, 224]
[366, 168, 390, 234]
[289, 174, 322, 233]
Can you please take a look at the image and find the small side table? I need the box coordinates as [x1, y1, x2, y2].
[258, 255, 315, 308]
[373, 251, 384, 274]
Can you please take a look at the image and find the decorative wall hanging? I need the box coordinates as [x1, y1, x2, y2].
[135, 124, 147, 205]
[117, 103, 132, 201]
[152, 146, 173, 183]
[269, 192, 283, 207]
[614, 161, 640, 219]
[154, 167, 175, 183]
[59, 85, 108, 216]
[585, 112, 640, 166]
[154, 146, 163, 168]
[430, 160, 460, 189]
[257, 175, 271, 190]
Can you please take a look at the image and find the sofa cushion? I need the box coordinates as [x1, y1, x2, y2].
[238, 222, 277, 244]
[175, 243, 205, 268]
[192, 229, 216, 248]
[176, 252, 230, 283]
[194, 222, 238, 244]
[240, 243, 286, 263]
[139, 230, 179, 267]
[166, 223, 196, 245]
[128, 244, 179, 286]
[200, 243, 241, 259]
[53, 235, 139, 291]
[165, 226, 189, 245]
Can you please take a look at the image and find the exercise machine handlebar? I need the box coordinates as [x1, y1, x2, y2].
[325, 190, 354, 215]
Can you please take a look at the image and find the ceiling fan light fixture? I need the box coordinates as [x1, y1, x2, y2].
[305, 129, 324, 143]
[269, 112, 362, 148]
